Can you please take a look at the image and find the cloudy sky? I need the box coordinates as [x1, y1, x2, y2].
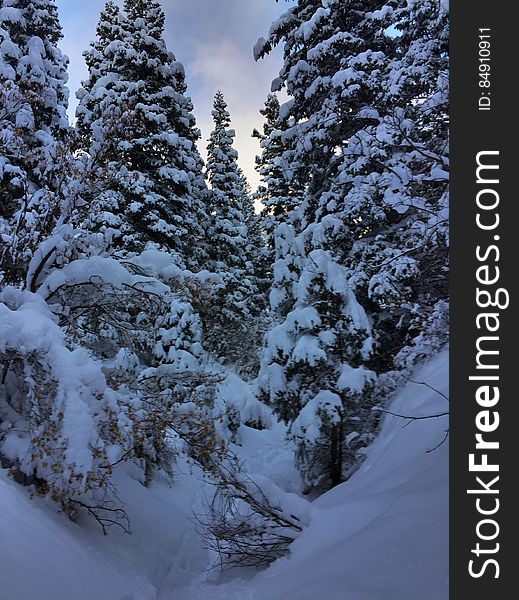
[56, 0, 292, 190]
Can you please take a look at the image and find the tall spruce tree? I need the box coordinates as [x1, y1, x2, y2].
[75, 0, 210, 268]
[204, 91, 263, 370]
[0, 0, 70, 281]
[75, 0, 123, 150]
[253, 93, 299, 250]
[257, 0, 449, 489]
[237, 166, 263, 254]
[206, 91, 250, 275]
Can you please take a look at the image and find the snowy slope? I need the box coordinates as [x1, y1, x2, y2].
[0, 471, 156, 600]
[252, 349, 449, 600]
[0, 351, 448, 600]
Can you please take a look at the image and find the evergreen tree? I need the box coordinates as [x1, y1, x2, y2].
[206, 91, 250, 274]
[75, 0, 210, 268]
[75, 0, 124, 150]
[0, 0, 68, 141]
[0, 0, 70, 281]
[257, 0, 449, 488]
[237, 164, 268, 296]
[253, 93, 299, 250]
[237, 166, 262, 252]
[375, 0, 449, 366]
[204, 91, 263, 370]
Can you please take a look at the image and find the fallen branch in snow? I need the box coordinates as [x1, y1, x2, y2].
[375, 407, 449, 421]
[194, 453, 303, 571]
[374, 378, 449, 422]
[66, 499, 132, 536]
[374, 395, 450, 454]
[425, 429, 449, 454]
[406, 379, 449, 402]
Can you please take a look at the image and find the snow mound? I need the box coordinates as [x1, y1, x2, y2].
[256, 350, 448, 600]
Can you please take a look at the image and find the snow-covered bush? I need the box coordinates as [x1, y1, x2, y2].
[35, 249, 230, 476]
[213, 373, 272, 443]
[259, 245, 379, 488]
[0, 287, 138, 528]
[291, 368, 378, 489]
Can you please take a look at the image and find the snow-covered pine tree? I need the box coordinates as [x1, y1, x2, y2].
[313, 0, 449, 371]
[0, 0, 70, 282]
[253, 93, 300, 251]
[252, 93, 305, 303]
[255, 0, 387, 489]
[74, 0, 123, 151]
[257, 0, 448, 489]
[0, 0, 68, 139]
[204, 91, 263, 370]
[236, 163, 270, 298]
[376, 0, 449, 367]
[237, 166, 262, 254]
[75, 0, 210, 269]
[206, 91, 250, 272]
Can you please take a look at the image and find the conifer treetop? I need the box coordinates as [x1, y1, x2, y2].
[75, 0, 210, 265]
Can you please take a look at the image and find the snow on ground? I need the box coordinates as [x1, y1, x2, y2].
[0, 351, 448, 600]
[0, 470, 156, 600]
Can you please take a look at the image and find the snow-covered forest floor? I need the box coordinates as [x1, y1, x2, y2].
[0, 350, 448, 600]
